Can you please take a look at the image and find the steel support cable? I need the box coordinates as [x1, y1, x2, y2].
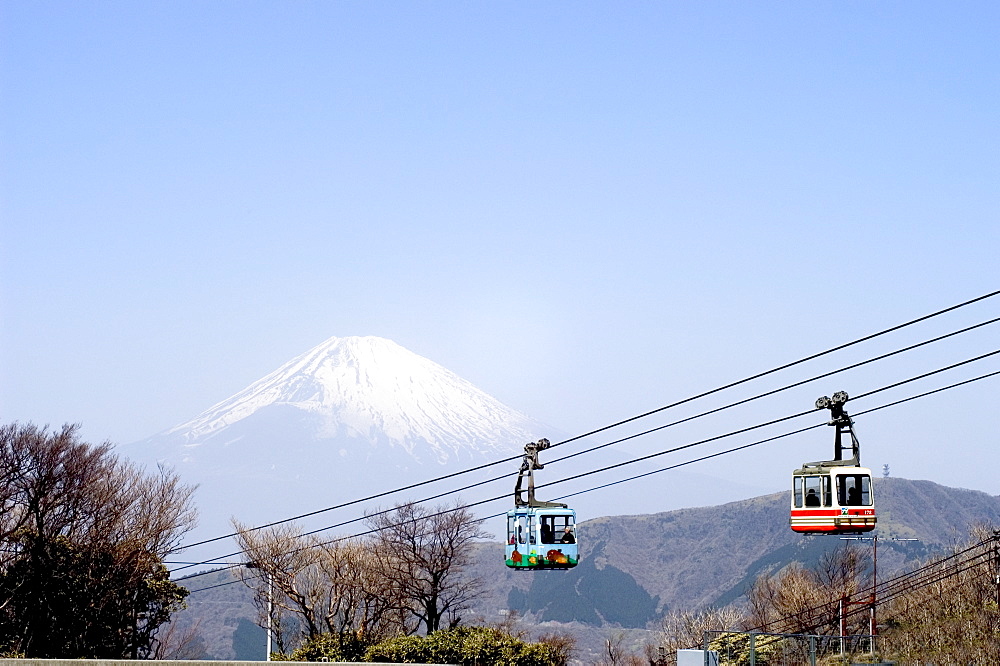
[546, 316, 1000, 468]
[174, 399, 830, 574]
[221, 537, 997, 636]
[874, 543, 996, 605]
[835, 555, 993, 632]
[171, 322, 1000, 570]
[818, 554, 991, 635]
[713, 469, 998, 636]
[867, 540, 993, 605]
[173, 293, 1000, 553]
[563, 359, 1000, 640]
[538, 358, 1000, 509]
[874, 540, 993, 596]
[176, 354, 1000, 580]
[856, 545, 991, 632]
[873, 553, 994, 612]
[546, 291, 1000, 451]
[181, 362, 1000, 593]
[590, 375, 1000, 645]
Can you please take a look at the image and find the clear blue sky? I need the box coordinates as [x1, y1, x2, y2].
[2, 2, 998, 504]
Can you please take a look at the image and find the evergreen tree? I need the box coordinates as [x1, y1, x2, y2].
[0, 422, 197, 657]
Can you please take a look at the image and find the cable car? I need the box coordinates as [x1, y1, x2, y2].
[505, 439, 578, 569]
[790, 392, 876, 534]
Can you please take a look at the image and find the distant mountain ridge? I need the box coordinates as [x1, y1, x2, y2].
[468, 476, 1000, 626]
[176, 477, 1000, 661]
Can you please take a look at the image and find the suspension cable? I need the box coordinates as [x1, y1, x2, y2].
[173, 309, 1000, 555]
[181, 363, 1000, 593]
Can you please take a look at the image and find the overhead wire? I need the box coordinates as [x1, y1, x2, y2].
[170, 313, 1000, 574]
[700, 532, 999, 653]
[181, 357, 1000, 594]
[796, 545, 994, 640]
[173, 291, 1000, 553]
[172, 338, 1000, 572]
[547, 365, 1000, 506]
[547, 290, 999, 450]
[174, 349, 1000, 580]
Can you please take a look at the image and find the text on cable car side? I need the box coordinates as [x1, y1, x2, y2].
[505, 439, 579, 570]
[790, 391, 876, 534]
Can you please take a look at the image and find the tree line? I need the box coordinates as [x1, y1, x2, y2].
[10, 418, 990, 663]
[232, 501, 572, 664]
[0, 421, 567, 663]
[653, 526, 1000, 665]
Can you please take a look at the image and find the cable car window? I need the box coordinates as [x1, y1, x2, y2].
[539, 513, 575, 543]
[838, 474, 872, 506]
[540, 517, 555, 544]
[796, 476, 829, 507]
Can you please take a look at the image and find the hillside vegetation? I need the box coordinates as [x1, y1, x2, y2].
[174, 477, 1000, 660]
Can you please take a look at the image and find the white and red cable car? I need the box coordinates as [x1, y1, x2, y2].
[790, 392, 876, 534]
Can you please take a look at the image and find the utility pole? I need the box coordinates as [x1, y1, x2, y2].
[871, 535, 878, 654]
[839, 597, 846, 658]
[246, 562, 273, 661]
[266, 571, 273, 661]
[840, 534, 919, 657]
[994, 530, 1000, 613]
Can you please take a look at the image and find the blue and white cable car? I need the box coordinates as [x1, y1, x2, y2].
[505, 439, 578, 569]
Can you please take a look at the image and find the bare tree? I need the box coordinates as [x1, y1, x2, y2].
[880, 524, 1000, 665]
[594, 629, 648, 666]
[233, 521, 327, 650]
[233, 521, 412, 654]
[315, 538, 413, 646]
[366, 501, 490, 634]
[151, 618, 207, 659]
[744, 545, 871, 637]
[654, 607, 745, 665]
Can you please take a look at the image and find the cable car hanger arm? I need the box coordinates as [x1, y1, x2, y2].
[514, 439, 568, 508]
[802, 391, 862, 468]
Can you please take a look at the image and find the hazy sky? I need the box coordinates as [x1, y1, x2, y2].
[3, 3, 998, 507]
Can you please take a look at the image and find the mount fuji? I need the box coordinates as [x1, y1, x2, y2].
[126, 336, 557, 556]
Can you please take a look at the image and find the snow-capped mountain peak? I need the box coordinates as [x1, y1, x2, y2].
[159, 336, 546, 464]
[126, 335, 559, 557]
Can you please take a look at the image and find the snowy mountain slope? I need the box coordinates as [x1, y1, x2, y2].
[163, 336, 542, 464]
[123, 335, 768, 565]
[124, 336, 558, 555]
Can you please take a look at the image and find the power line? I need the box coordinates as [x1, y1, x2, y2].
[740, 533, 998, 639]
